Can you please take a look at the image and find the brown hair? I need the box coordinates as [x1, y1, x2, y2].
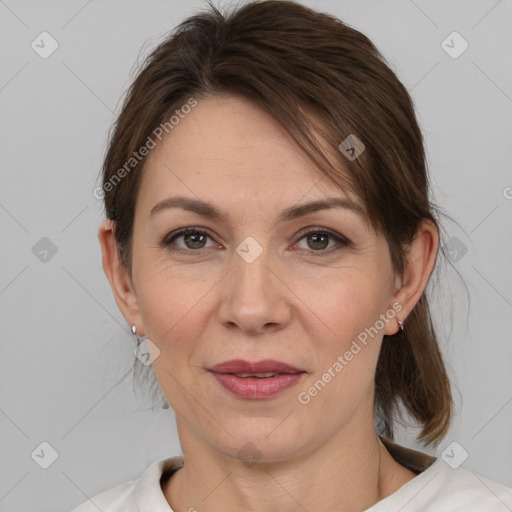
[100, 0, 452, 445]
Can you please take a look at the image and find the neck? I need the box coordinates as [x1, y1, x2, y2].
[163, 420, 410, 512]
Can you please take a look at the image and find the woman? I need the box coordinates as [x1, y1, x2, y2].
[73, 0, 512, 510]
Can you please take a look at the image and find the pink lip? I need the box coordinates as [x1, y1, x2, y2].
[209, 359, 303, 374]
[208, 359, 305, 399]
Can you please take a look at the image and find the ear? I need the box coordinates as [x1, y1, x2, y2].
[383, 219, 439, 335]
[98, 220, 144, 335]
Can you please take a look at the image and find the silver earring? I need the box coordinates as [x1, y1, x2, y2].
[131, 324, 142, 346]
[397, 319, 404, 332]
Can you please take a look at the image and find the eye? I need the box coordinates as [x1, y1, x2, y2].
[161, 226, 351, 257]
[161, 227, 217, 254]
[293, 227, 351, 256]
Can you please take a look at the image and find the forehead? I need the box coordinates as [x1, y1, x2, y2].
[138, 95, 364, 220]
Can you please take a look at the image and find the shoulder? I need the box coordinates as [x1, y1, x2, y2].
[71, 479, 135, 512]
[373, 458, 512, 511]
[425, 461, 512, 510]
[373, 438, 512, 511]
[70, 455, 184, 512]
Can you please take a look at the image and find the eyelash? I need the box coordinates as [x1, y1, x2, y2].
[160, 226, 351, 258]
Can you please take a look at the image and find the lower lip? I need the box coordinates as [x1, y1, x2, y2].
[210, 372, 304, 399]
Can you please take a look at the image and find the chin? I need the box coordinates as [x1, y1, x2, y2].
[207, 415, 310, 464]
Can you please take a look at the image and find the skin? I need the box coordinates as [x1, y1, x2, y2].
[99, 95, 439, 512]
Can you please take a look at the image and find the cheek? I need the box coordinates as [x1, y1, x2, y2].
[135, 265, 214, 414]
[132, 245, 202, 342]
[294, 268, 392, 402]
[294, 275, 389, 420]
[296, 266, 392, 347]
[137, 264, 212, 352]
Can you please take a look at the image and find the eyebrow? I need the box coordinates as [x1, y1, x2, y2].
[149, 195, 366, 225]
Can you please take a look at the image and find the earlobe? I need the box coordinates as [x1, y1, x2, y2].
[384, 219, 439, 336]
[97, 220, 143, 333]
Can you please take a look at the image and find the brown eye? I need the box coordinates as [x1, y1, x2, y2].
[161, 228, 216, 254]
[182, 231, 208, 249]
[306, 232, 330, 250]
[295, 228, 351, 257]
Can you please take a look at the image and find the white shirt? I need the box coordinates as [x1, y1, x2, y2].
[72, 439, 512, 511]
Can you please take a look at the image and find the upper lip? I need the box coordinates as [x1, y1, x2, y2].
[208, 359, 304, 374]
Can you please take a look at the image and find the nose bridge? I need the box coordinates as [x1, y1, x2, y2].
[218, 234, 289, 332]
[233, 234, 272, 302]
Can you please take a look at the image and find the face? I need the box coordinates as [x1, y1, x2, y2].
[126, 95, 402, 462]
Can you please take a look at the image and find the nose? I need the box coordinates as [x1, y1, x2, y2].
[216, 240, 291, 335]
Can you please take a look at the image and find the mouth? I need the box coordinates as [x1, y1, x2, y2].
[231, 372, 279, 378]
[207, 359, 306, 399]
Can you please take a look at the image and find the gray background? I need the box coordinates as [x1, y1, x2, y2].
[0, 0, 511, 510]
